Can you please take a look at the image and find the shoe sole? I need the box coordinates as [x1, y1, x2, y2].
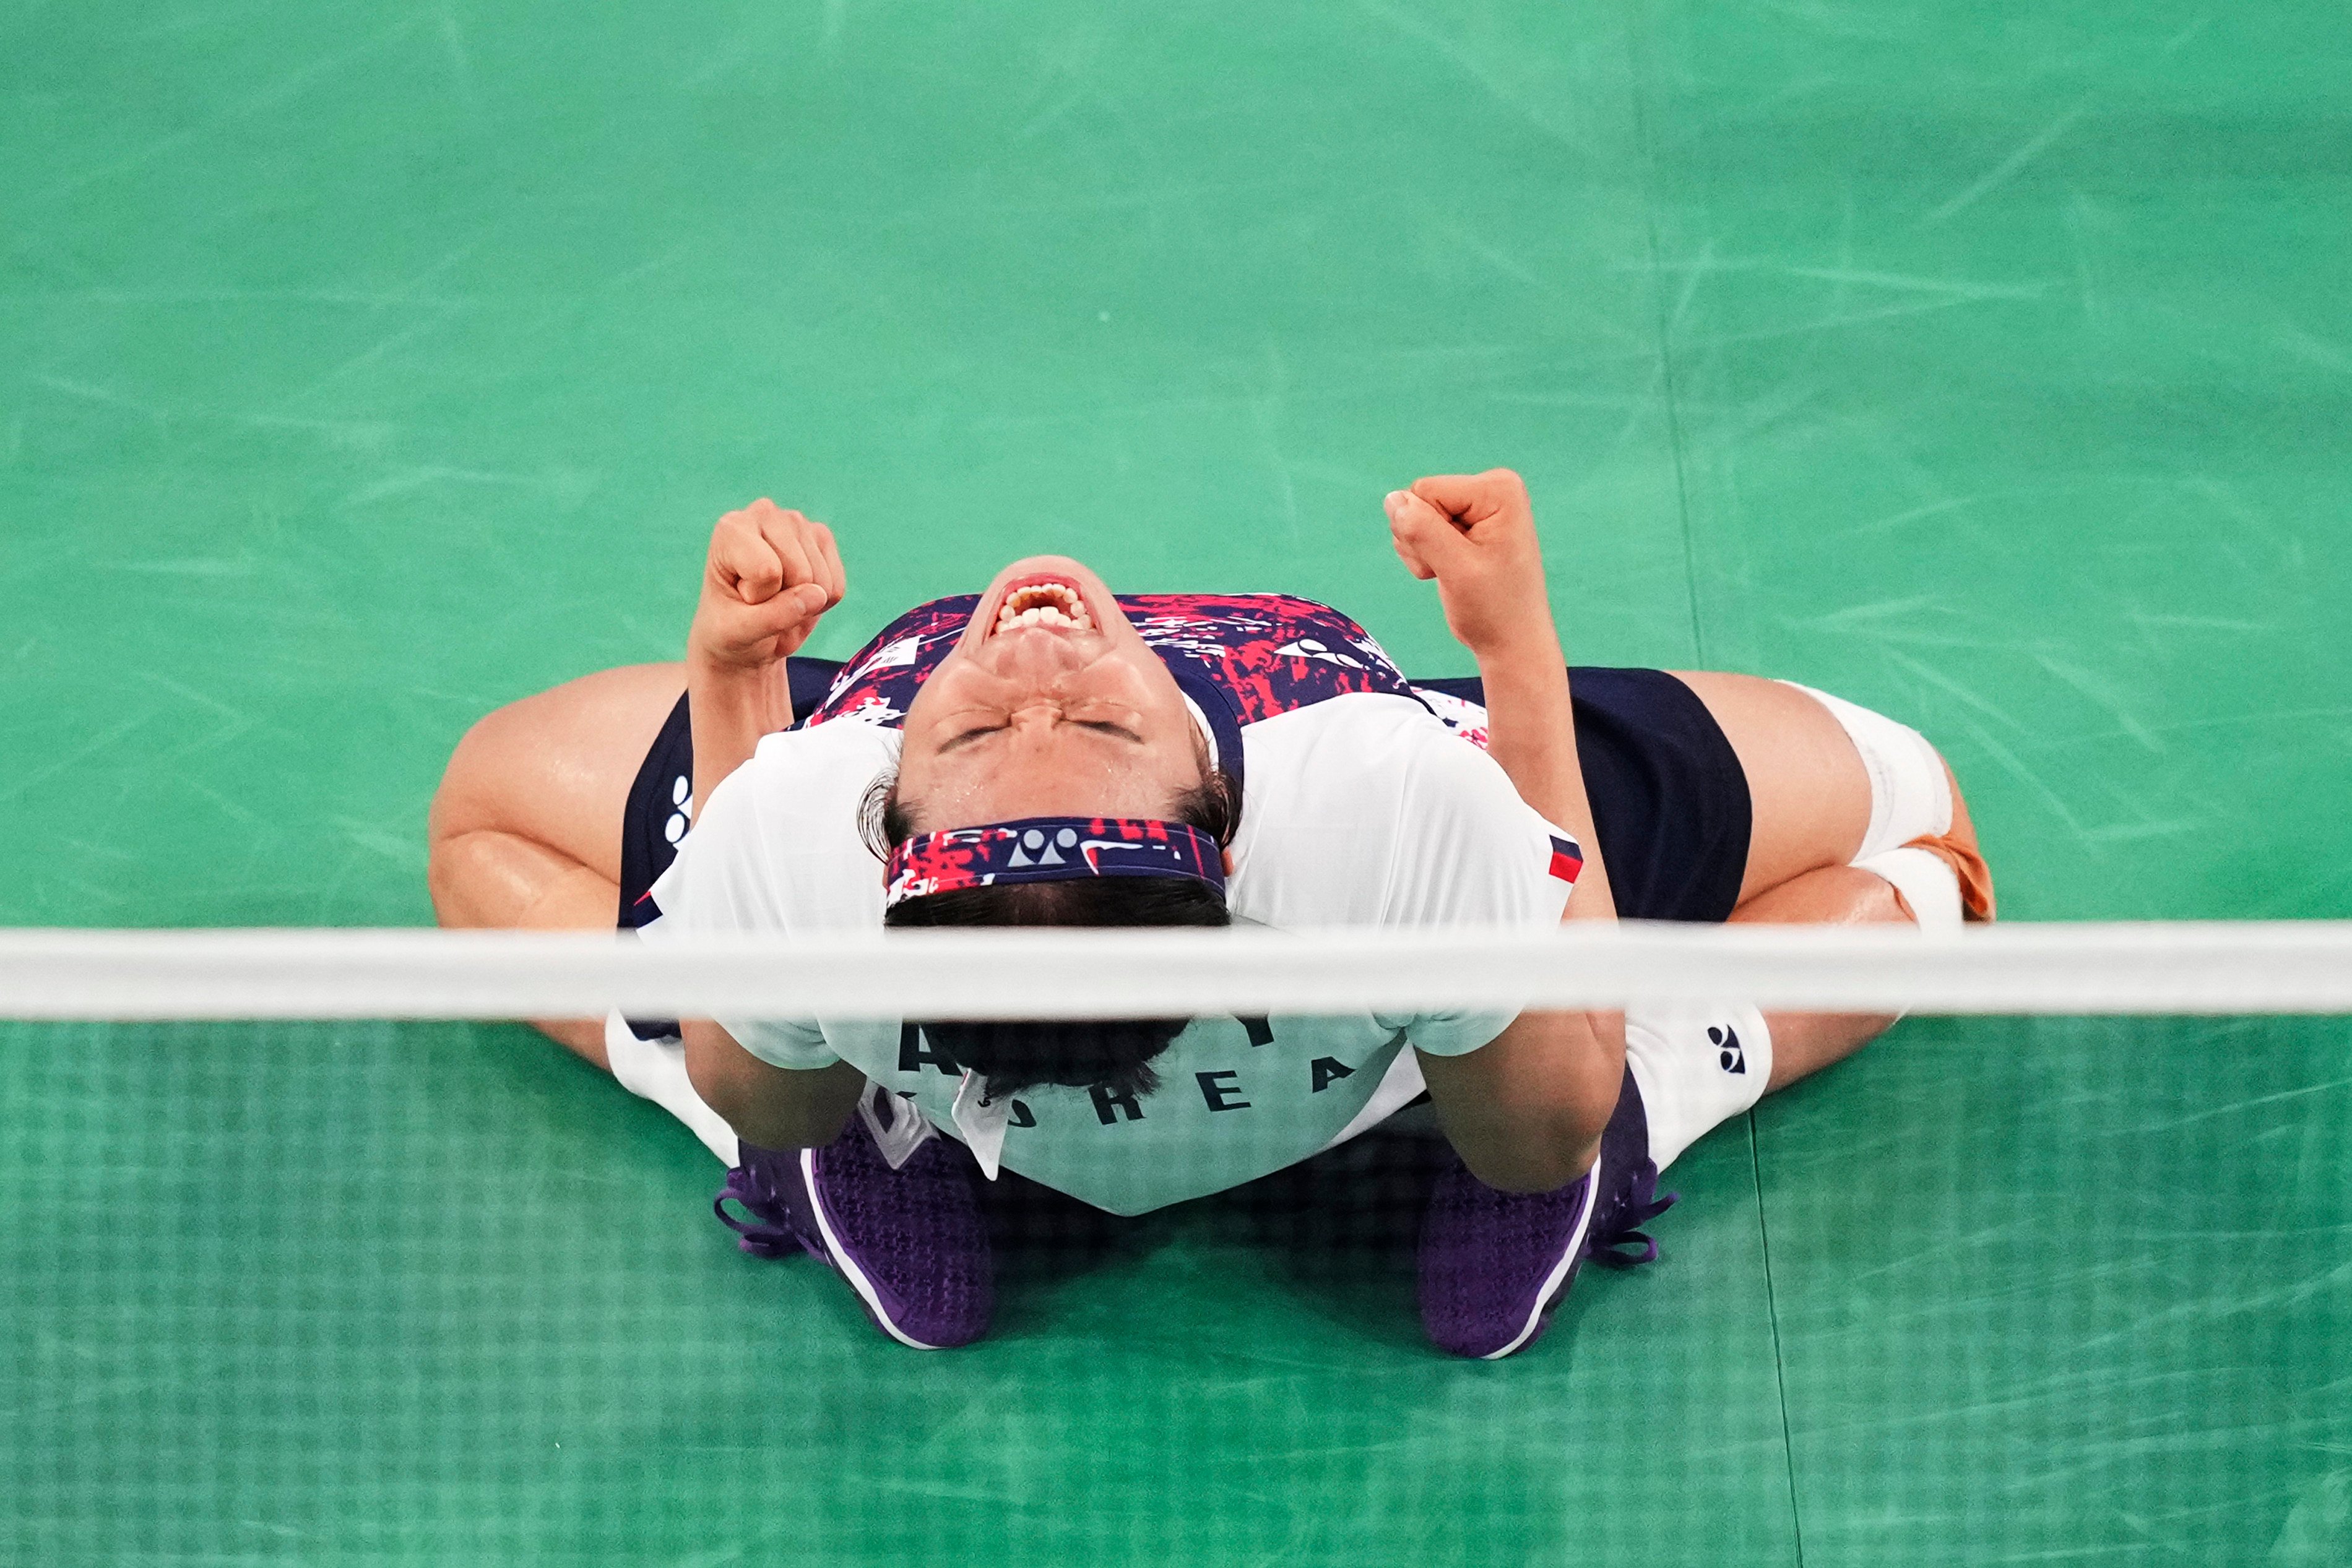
[798, 1146, 949, 1351]
[1479, 1150, 1602, 1361]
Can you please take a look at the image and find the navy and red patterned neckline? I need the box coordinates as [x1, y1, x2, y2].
[802, 593, 1421, 768]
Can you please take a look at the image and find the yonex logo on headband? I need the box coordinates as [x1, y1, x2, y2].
[885, 817, 1226, 908]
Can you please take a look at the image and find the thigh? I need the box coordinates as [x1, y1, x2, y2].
[430, 663, 686, 884]
[1667, 671, 1874, 905]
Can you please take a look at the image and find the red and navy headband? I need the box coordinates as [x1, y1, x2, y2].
[884, 817, 1226, 908]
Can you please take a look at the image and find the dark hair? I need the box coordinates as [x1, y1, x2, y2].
[864, 762, 1243, 1101]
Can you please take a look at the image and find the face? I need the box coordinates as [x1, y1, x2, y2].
[895, 557, 1205, 832]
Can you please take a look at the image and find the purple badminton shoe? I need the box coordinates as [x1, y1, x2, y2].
[1417, 1066, 1677, 1359]
[716, 1085, 993, 1350]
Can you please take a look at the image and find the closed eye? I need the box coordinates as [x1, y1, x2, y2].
[940, 724, 1005, 752]
[939, 718, 1141, 752]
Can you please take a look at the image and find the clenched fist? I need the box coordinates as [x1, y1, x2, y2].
[688, 499, 846, 672]
[1384, 469, 1557, 663]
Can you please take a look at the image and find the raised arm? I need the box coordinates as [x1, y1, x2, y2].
[675, 499, 860, 1148]
[1385, 470, 1625, 1191]
[1384, 470, 1614, 923]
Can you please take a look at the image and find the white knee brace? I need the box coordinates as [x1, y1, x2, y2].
[1782, 682, 1965, 935]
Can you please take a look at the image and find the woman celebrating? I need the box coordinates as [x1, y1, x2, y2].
[428, 471, 1991, 1358]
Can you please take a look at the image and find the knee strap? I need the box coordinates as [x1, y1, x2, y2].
[1854, 845, 1965, 936]
[1781, 682, 1952, 858]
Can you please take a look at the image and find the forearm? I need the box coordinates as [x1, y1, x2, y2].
[688, 654, 794, 820]
[1474, 631, 1616, 923]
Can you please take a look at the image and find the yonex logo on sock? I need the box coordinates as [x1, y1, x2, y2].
[1710, 1025, 1745, 1075]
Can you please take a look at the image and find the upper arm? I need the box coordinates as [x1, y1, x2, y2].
[1240, 700, 1615, 1189]
[1236, 698, 1576, 930]
[641, 723, 897, 1069]
[1364, 712, 1588, 1056]
[1379, 713, 1581, 928]
[1376, 716, 1623, 1187]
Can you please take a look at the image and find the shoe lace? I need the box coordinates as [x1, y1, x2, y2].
[713, 1161, 805, 1260]
[1587, 1155, 1679, 1270]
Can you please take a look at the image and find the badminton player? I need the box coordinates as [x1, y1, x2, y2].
[429, 472, 1991, 1356]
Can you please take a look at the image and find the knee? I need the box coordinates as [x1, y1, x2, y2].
[425, 825, 499, 928]
[425, 704, 532, 922]
[425, 725, 487, 924]
[427, 703, 525, 851]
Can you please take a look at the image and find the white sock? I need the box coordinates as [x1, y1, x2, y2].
[603, 1015, 740, 1166]
[1621, 1002, 1773, 1172]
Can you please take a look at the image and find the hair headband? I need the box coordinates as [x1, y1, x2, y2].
[885, 816, 1226, 908]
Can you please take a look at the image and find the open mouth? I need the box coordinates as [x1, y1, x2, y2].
[990, 576, 1096, 636]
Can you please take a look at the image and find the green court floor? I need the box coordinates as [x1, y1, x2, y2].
[4, 1, 2349, 1563]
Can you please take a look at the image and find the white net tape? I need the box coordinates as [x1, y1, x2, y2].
[2, 921, 2350, 1020]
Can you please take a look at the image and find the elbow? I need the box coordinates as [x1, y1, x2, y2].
[1418, 1009, 1623, 1194]
[683, 1024, 752, 1122]
[683, 1022, 790, 1147]
[683, 1022, 855, 1151]
[686, 1058, 758, 1139]
[1453, 1110, 1607, 1195]
[1460, 1142, 1601, 1196]
[685, 1061, 777, 1148]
